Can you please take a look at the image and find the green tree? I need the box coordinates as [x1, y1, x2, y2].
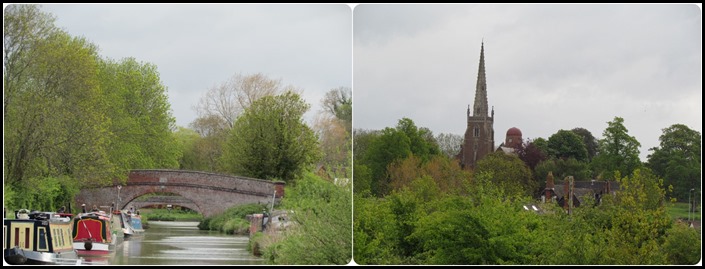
[396, 118, 441, 161]
[571, 127, 598, 161]
[474, 151, 535, 197]
[547, 129, 588, 162]
[532, 137, 549, 155]
[535, 157, 591, 183]
[173, 126, 203, 170]
[360, 118, 441, 197]
[100, 57, 181, 176]
[363, 127, 411, 196]
[409, 203, 491, 264]
[597, 169, 672, 264]
[647, 124, 701, 200]
[4, 5, 117, 210]
[591, 117, 642, 180]
[222, 91, 320, 182]
[353, 128, 380, 162]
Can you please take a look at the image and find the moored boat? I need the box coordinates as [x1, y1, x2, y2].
[3, 210, 79, 265]
[129, 212, 145, 233]
[114, 210, 136, 238]
[71, 210, 121, 257]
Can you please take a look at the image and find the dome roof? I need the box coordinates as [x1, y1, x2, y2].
[507, 127, 522, 136]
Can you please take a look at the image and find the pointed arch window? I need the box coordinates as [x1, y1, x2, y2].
[473, 126, 480, 137]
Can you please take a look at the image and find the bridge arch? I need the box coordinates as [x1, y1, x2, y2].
[124, 194, 199, 212]
[75, 169, 285, 217]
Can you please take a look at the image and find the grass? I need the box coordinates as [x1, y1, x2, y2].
[140, 208, 203, 221]
[667, 202, 701, 221]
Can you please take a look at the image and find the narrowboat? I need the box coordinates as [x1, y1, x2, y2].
[114, 210, 136, 238]
[71, 210, 122, 256]
[3, 210, 79, 265]
[129, 212, 144, 233]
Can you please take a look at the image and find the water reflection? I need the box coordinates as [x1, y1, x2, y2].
[83, 221, 263, 265]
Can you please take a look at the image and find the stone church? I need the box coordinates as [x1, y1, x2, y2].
[457, 42, 495, 170]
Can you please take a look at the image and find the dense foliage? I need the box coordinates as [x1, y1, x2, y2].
[262, 172, 352, 265]
[4, 5, 179, 211]
[221, 91, 321, 183]
[354, 116, 701, 265]
[647, 124, 701, 201]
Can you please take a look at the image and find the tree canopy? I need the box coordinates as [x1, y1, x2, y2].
[547, 129, 589, 162]
[647, 124, 701, 200]
[591, 116, 642, 180]
[222, 91, 320, 183]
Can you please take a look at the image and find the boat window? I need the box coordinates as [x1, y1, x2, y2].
[3, 226, 6, 249]
[59, 228, 65, 247]
[25, 227, 30, 249]
[14, 227, 20, 247]
[37, 227, 48, 251]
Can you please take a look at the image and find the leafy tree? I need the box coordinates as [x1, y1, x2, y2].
[571, 127, 598, 161]
[591, 117, 642, 180]
[535, 157, 591, 185]
[363, 127, 411, 196]
[353, 163, 373, 195]
[396, 118, 441, 161]
[100, 57, 181, 175]
[4, 4, 59, 119]
[173, 126, 203, 170]
[222, 91, 320, 183]
[359, 118, 441, 197]
[532, 137, 549, 155]
[4, 5, 116, 200]
[409, 203, 491, 264]
[353, 128, 380, 162]
[474, 151, 535, 197]
[596, 169, 672, 264]
[547, 130, 588, 162]
[435, 133, 463, 158]
[647, 124, 701, 200]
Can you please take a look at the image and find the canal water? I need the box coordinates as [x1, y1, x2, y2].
[82, 221, 264, 265]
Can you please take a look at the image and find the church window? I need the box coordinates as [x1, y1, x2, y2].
[473, 126, 480, 137]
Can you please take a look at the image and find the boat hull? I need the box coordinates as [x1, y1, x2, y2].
[23, 249, 79, 265]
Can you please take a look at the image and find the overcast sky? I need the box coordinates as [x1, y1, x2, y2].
[354, 4, 702, 161]
[37, 3, 352, 128]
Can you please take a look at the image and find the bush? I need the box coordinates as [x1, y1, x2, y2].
[198, 203, 265, 233]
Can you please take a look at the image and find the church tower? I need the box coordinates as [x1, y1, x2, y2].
[458, 42, 494, 170]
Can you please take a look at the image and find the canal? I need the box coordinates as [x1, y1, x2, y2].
[82, 221, 264, 265]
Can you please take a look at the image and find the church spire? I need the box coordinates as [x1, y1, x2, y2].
[473, 41, 488, 117]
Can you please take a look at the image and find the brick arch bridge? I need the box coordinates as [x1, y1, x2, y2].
[75, 169, 285, 217]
